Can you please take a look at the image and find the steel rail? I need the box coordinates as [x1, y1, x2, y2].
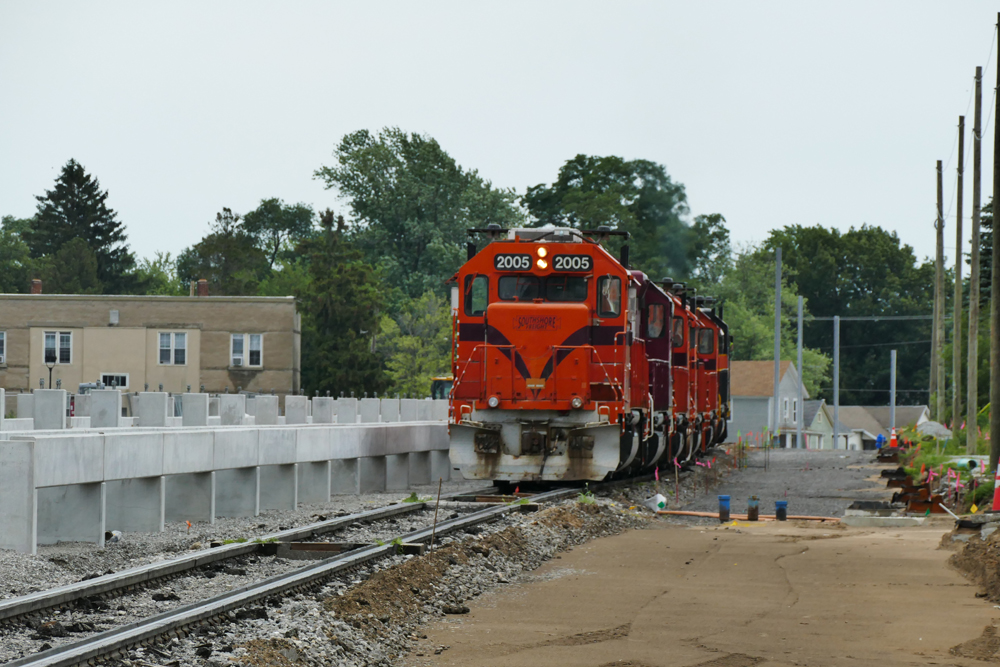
[8, 487, 574, 667]
[0, 485, 496, 624]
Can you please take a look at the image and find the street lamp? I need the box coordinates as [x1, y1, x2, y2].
[45, 359, 55, 390]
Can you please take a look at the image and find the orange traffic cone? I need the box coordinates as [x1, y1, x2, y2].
[889, 428, 898, 448]
[991, 466, 1000, 512]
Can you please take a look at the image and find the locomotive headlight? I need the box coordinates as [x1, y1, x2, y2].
[571, 396, 583, 409]
[536, 258, 548, 269]
[536, 246, 548, 258]
[487, 395, 500, 408]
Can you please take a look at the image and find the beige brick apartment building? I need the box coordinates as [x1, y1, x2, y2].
[0, 291, 300, 401]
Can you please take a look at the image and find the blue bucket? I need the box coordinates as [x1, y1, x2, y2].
[775, 500, 788, 521]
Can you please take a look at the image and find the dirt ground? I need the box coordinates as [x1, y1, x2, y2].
[407, 519, 1000, 666]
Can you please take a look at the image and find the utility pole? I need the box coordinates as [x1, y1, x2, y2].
[991, 11, 1000, 473]
[797, 295, 803, 449]
[773, 247, 782, 448]
[935, 159, 946, 421]
[891, 349, 897, 434]
[968, 66, 983, 456]
[833, 316, 840, 450]
[953, 116, 965, 432]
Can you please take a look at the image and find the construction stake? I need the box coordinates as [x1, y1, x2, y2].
[430, 477, 443, 550]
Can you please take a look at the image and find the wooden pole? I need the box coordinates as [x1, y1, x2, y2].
[968, 66, 983, 456]
[991, 11, 1000, 473]
[954, 115, 965, 432]
[430, 477, 443, 550]
[935, 159, 946, 421]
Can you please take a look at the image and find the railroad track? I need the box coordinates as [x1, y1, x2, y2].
[7, 486, 576, 667]
[0, 486, 496, 628]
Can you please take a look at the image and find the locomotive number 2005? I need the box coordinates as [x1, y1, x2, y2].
[494, 254, 532, 270]
[552, 255, 592, 271]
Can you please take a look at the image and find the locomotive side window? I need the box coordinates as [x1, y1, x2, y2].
[671, 317, 684, 347]
[498, 275, 540, 301]
[689, 326, 697, 349]
[647, 304, 665, 338]
[464, 275, 489, 316]
[597, 277, 621, 317]
[698, 328, 714, 354]
[546, 276, 588, 302]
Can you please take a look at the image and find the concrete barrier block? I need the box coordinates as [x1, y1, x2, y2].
[259, 428, 296, 465]
[219, 394, 246, 426]
[386, 454, 409, 491]
[1, 418, 34, 432]
[285, 396, 309, 425]
[408, 451, 431, 486]
[358, 398, 380, 423]
[0, 440, 36, 553]
[137, 392, 169, 427]
[215, 467, 259, 518]
[105, 476, 164, 533]
[37, 482, 105, 546]
[17, 393, 33, 420]
[312, 397, 336, 424]
[68, 416, 91, 429]
[254, 395, 279, 426]
[379, 398, 400, 423]
[73, 393, 91, 418]
[296, 426, 332, 462]
[416, 400, 433, 421]
[331, 458, 358, 495]
[163, 430, 215, 474]
[259, 464, 297, 510]
[33, 390, 66, 430]
[164, 472, 215, 524]
[399, 399, 418, 422]
[337, 398, 358, 424]
[431, 450, 452, 482]
[331, 426, 363, 459]
[209, 397, 220, 417]
[166, 417, 182, 427]
[104, 431, 164, 480]
[244, 397, 256, 420]
[31, 433, 105, 487]
[432, 399, 449, 420]
[242, 415, 256, 426]
[298, 461, 330, 504]
[358, 456, 386, 494]
[120, 417, 135, 427]
[214, 428, 260, 469]
[207, 416, 221, 426]
[91, 390, 122, 428]
[182, 393, 210, 427]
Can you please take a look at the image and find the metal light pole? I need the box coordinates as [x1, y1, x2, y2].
[890, 349, 897, 434]
[797, 295, 804, 449]
[45, 360, 55, 391]
[773, 248, 782, 448]
[833, 316, 840, 450]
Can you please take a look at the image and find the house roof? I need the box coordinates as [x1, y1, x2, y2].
[836, 406, 888, 440]
[862, 406, 929, 431]
[803, 400, 825, 426]
[731, 360, 793, 397]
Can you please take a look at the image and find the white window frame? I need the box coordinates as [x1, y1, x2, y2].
[792, 399, 798, 423]
[231, 333, 263, 368]
[100, 372, 129, 389]
[783, 398, 789, 420]
[0, 330, 5, 364]
[44, 330, 72, 364]
[158, 332, 187, 366]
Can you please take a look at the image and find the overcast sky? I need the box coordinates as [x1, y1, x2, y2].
[1, 2, 997, 270]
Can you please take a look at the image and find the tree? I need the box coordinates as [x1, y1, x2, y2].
[135, 252, 185, 296]
[243, 198, 316, 270]
[0, 216, 36, 293]
[379, 291, 451, 396]
[27, 159, 138, 293]
[39, 238, 102, 294]
[523, 154, 690, 281]
[763, 225, 934, 406]
[314, 127, 524, 304]
[176, 208, 269, 295]
[978, 196, 993, 305]
[298, 212, 387, 396]
[687, 213, 732, 288]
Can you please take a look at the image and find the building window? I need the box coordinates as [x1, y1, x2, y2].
[0, 331, 5, 364]
[792, 399, 798, 423]
[101, 373, 129, 389]
[44, 331, 72, 364]
[231, 334, 263, 367]
[159, 332, 187, 365]
[783, 398, 789, 420]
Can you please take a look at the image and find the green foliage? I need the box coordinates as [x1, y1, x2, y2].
[314, 127, 523, 304]
[135, 252, 186, 296]
[979, 196, 993, 303]
[379, 290, 451, 397]
[26, 159, 139, 293]
[0, 215, 35, 293]
[221, 538, 248, 544]
[687, 213, 732, 288]
[763, 225, 933, 405]
[577, 488, 596, 504]
[402, 492, 431, 503]
[176, 208, 269, 295]
[39, 238, 103, 294]
[297, 214, 388, 396]
[256, 258, 311, 297]
[523, 154, 690, 281]
[714, 244, 831, 396]
[243, 198, 316, 270]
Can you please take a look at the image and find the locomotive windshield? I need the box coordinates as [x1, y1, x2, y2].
[698, 328, 715, 354]
[497, 275, 588, 302]
[464, 275, 489, 316]
[498, 275, 540, 301]
[597, 276, 621, 317]
[546, 276, 588, 301]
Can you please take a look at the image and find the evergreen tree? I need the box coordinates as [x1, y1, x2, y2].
[298, 211, 388, 396]
[27, 159, 138, 293]
[176, 208, 269, 295]
[39, 238, 103, 294]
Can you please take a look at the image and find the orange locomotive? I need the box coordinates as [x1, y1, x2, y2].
[448, 225, 730, 484]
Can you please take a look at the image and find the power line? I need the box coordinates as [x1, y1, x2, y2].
[818, 387, 929, 393]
